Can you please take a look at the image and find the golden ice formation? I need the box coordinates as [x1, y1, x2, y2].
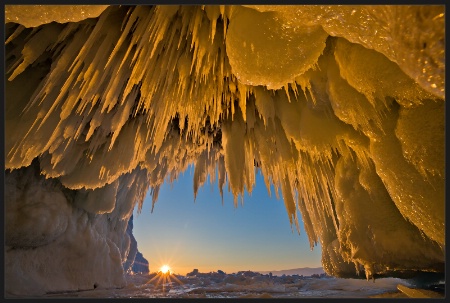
[4, 5, 445, 295]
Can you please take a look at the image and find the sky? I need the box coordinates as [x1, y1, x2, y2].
[132, 166, 322, 276]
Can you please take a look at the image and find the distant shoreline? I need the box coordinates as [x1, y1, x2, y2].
[257, 267, 325, 277]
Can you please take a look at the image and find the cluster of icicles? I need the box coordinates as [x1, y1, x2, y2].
[5, 5, 445, 280]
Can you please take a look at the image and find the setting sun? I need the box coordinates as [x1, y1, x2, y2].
[160, 265, 171, 274]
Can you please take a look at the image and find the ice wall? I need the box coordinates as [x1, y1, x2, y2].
[4, 5, 445, 295]
[5, 159, 149, 295]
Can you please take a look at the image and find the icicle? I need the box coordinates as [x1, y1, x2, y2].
[5, 24, 25, 45]
[204, 5, 220, 43]
[237, 82, 247, 121]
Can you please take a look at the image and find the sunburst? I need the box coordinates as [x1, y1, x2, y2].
[160, 264, 171, 274]
[145, 264, 185, 296]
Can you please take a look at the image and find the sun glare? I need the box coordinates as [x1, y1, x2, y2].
[146, 263, 183, 293]
[160, 265, 171, 274]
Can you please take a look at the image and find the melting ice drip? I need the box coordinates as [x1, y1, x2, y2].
[4, 5, 445, 295]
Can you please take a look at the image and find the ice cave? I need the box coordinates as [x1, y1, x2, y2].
[3, 5, 445, 296]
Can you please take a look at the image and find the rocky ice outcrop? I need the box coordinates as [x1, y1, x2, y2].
[123, 215, 150, 274]
[4, 4, 445, 295]
[5, 159, 149, 295]
[132, 252, 150, 274]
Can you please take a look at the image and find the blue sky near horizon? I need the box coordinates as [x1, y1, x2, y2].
[132, 166, 322, 275]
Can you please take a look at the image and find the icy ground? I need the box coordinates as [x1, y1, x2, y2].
[39, 271, 432, 298]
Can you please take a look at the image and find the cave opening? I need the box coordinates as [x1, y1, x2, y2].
[3, 4, 445, 298]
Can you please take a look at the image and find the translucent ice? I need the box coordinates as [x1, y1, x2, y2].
[4, 4, 445, 295]
[5, 5, 108, 28]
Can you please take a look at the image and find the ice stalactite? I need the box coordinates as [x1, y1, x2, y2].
[4, 4, 445, 294]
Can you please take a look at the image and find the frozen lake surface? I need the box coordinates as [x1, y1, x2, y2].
[37, 272, 441, 299]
